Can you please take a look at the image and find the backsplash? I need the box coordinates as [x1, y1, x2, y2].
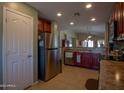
[113, 41, 124, 50]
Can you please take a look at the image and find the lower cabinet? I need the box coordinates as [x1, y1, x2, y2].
[82, 53, 92, 68]
[73, 52, 100, 70]
[73, 52, 82, 66]
[91, 54, 100, 70]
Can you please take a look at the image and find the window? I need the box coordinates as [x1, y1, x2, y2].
[82, 39, 94, 47]
[82, 40, 88, 47]
[69, 43, 72, 47]
[97, 40, 105, 47]
[88, 40, 94, 47]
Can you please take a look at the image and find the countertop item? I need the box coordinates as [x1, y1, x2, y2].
[99, 60, 124, 89]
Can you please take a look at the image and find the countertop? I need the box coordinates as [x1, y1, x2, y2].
[64, 50, 98, 53]
[99, 60, 124, 90]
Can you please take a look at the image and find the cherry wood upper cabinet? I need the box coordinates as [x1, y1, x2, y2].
[38, 18, 51, 33]
[38, 20, 41, 31]
[44, 20, 51, 33]
[109, 2, 124, 36]
[122, 3, 124, 34]
[38, 19, 44, 32]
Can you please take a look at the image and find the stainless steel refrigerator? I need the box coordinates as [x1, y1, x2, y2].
[38, 23, 61, 81]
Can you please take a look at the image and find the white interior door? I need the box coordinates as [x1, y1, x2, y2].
[3, 8, 33, 89]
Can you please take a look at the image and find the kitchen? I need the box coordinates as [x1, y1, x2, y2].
[30, 2, 124, 89]
[0, 2, 124, 90]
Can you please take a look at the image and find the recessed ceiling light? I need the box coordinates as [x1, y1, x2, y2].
[70, 22, 74, 25]
[86, 4, 92, 8]
[57, 12, 62, 17]
[91, 18, 96, 21]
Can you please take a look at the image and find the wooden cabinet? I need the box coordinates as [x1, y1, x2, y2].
[67, 52, 100, 70]
[82, 53, 92, 68]
[73, 52, 82, 66]
[44, 20, 51, 33]
[91, 53, 100, 69]
[38, 20, 43, 31]
[110, 2, 124, 37]
[62, 40, 66, 48]
[81, 52, 100, 69]
[123, 3, 124, 34]
[38, 18, 51, 33]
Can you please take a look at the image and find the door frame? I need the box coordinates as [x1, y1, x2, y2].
[2, 7, 34, 89]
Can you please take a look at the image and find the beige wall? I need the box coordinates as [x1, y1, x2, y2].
[60, 30, 76, 48]
[60, 30, 76, 47]
[0, 2, 38, 86]
[0, 4, 3, 88]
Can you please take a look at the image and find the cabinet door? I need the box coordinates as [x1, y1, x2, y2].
[117, 3, 121, 35]
[82, 53, 92, 68]
[44, 21, 51, 33]
[92, 53, 100, 70]
[38, 19, 44, 32]
[120, 3, 123, 35]
[40, 20, 44, 32]
[122, 3, 124, 33]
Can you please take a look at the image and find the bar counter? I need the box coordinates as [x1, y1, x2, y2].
[64, 50, 100, 70]
[99, 60, 124, 90]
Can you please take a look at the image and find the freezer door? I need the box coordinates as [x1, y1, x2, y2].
[45, 49, 60, 81]
[45, 30, 59, 48]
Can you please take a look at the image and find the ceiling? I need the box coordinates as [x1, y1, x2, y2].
[27, 2, 114, 35]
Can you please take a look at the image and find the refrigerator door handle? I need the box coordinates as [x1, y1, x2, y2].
[47, 48, 58, 50]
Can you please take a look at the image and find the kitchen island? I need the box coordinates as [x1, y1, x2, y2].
[64, 49, 100, 70]
[99, 60, 124, 89]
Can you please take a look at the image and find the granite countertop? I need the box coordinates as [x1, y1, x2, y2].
[99, 60, 124, 90]
[64, 49, 95, 53]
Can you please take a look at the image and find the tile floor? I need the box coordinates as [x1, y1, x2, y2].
[28, 65, 98, 90]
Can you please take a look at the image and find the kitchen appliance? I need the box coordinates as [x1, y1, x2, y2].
[38, 23, 61, 81]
